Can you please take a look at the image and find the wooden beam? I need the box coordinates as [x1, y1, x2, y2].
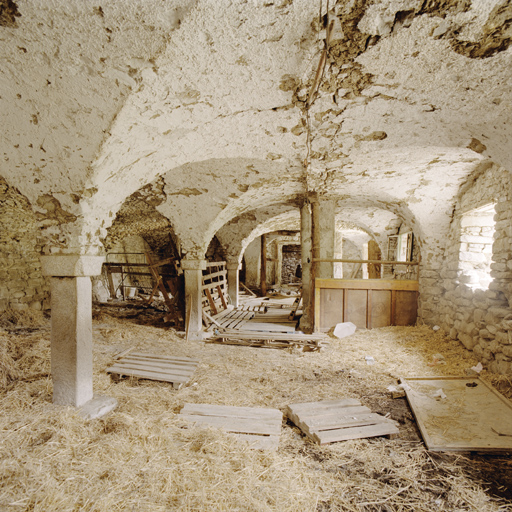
[240, 282, 257, 297]
[205, 288, 218, 315]
[313, 258, 419, 266]
[315, 278, 419, 291]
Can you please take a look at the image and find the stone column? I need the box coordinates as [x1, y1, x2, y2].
[181, 259, 207, 340]
[226, 261, 240, 307]
[40, 255, 104, 407]
[299, 201, 314, 333]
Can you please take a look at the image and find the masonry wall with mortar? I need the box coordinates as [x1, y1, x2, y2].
[281, 245, 301, 284]
[437, 165, 512, 374]
[0, 177, 49, 311]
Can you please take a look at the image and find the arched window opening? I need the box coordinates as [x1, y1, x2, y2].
[459, 203, 496, 290]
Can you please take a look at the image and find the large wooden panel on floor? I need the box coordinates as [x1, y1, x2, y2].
[314, 278, 419, 331]
[401, 376, 512, 452]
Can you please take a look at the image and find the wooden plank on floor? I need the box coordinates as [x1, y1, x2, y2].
[226, 319, 247, 329]
[238, 322, 296, 333]
[286, 399, 398, 445]
[179, 414, 281, 436]
[313, 422, 399, 445]
[121, 356, 198, 368]
[401, 376, 512, 452]
[107, 361, 195, 377]
[306, 412, 390, 433]
[294, 407, 375, 428]
[178, 403, 283, 450]
[106, 366, 193, 383]
[181, 403, 283, 421]
[128, 352, 200, 363]
[286, 398, 362, 414]
[107, 351, 199, 388]
[286, 406, 372, 427]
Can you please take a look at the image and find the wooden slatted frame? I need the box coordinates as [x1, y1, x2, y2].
[286, 399, 399, 445]
[106, 352, 199, 390]
[202, 261, 229, 317]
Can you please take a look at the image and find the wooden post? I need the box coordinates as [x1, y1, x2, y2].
[299, 198, 314, 333]
[260, 234, 267, 296]
[368, 240, 382, 279]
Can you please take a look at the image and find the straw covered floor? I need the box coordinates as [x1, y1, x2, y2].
[1, 308, 511, 511]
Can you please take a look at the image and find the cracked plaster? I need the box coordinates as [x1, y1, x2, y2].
[0, 0, 510, 265]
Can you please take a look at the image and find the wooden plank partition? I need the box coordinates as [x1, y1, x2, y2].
[314, 278, 419, 331]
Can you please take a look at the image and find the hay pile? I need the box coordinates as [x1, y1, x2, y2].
[0, 313, 510, 511]
[0, 332, 19, 388]
[0, 309, 50, 389]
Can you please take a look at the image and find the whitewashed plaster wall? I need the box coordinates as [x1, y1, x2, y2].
[1, 0, 512, 372]
[243, 238, 261, 289]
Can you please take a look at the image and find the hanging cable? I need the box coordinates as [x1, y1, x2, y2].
[302, 0, 330, 204]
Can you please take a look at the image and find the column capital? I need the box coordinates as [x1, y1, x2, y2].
[226, 262, 241, 270]
[41, 255, 105, 277]
[180, 259, 207, 271]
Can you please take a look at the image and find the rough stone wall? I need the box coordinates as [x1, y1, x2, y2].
[0, 177, 49, 311]
[281, 245, 301, 284]
[437, 165, 512, 374]
[267, 232, 300, 287]
[205, 236, 225, 263]
[103, 182, 175, 255]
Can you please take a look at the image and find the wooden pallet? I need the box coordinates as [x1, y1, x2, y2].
[238, 305, 268, 313]
[179, 403, 283, 450]
[286, 398, 399, 445]
[106, 351, 199, 390]
[215, 308, 255, 329]
[209, 329, 328, 351]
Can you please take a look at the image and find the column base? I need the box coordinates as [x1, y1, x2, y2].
[78, 395, 118, 420]
[185, 331, 210, 342]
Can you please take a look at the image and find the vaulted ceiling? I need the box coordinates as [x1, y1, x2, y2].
[0, 0, 510, 258]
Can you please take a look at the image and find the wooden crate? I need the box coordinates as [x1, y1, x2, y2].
[179, 403, 283, 450]
[107, 352, 199, 390]
[286, 398, 399, 445]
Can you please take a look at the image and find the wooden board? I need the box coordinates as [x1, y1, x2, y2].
[179, 403, 282, 451]
[401, 376, 512, 452]
[394, 290, 418, 326]
[344, 289, 367, 329]
[369, 290, 391, 328]
[207, 307, 255, 330]
[286, 398, 399, 445]
[315, 278, 418, 331]
[107, 352, 199, 389]
[238, 322, 296, 333]
[320, 288, 343, 328]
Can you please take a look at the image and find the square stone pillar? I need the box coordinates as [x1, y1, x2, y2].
[226, 262, 240, 307]
[40, 255, 104, 407]
[181, 259, 207, 340]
